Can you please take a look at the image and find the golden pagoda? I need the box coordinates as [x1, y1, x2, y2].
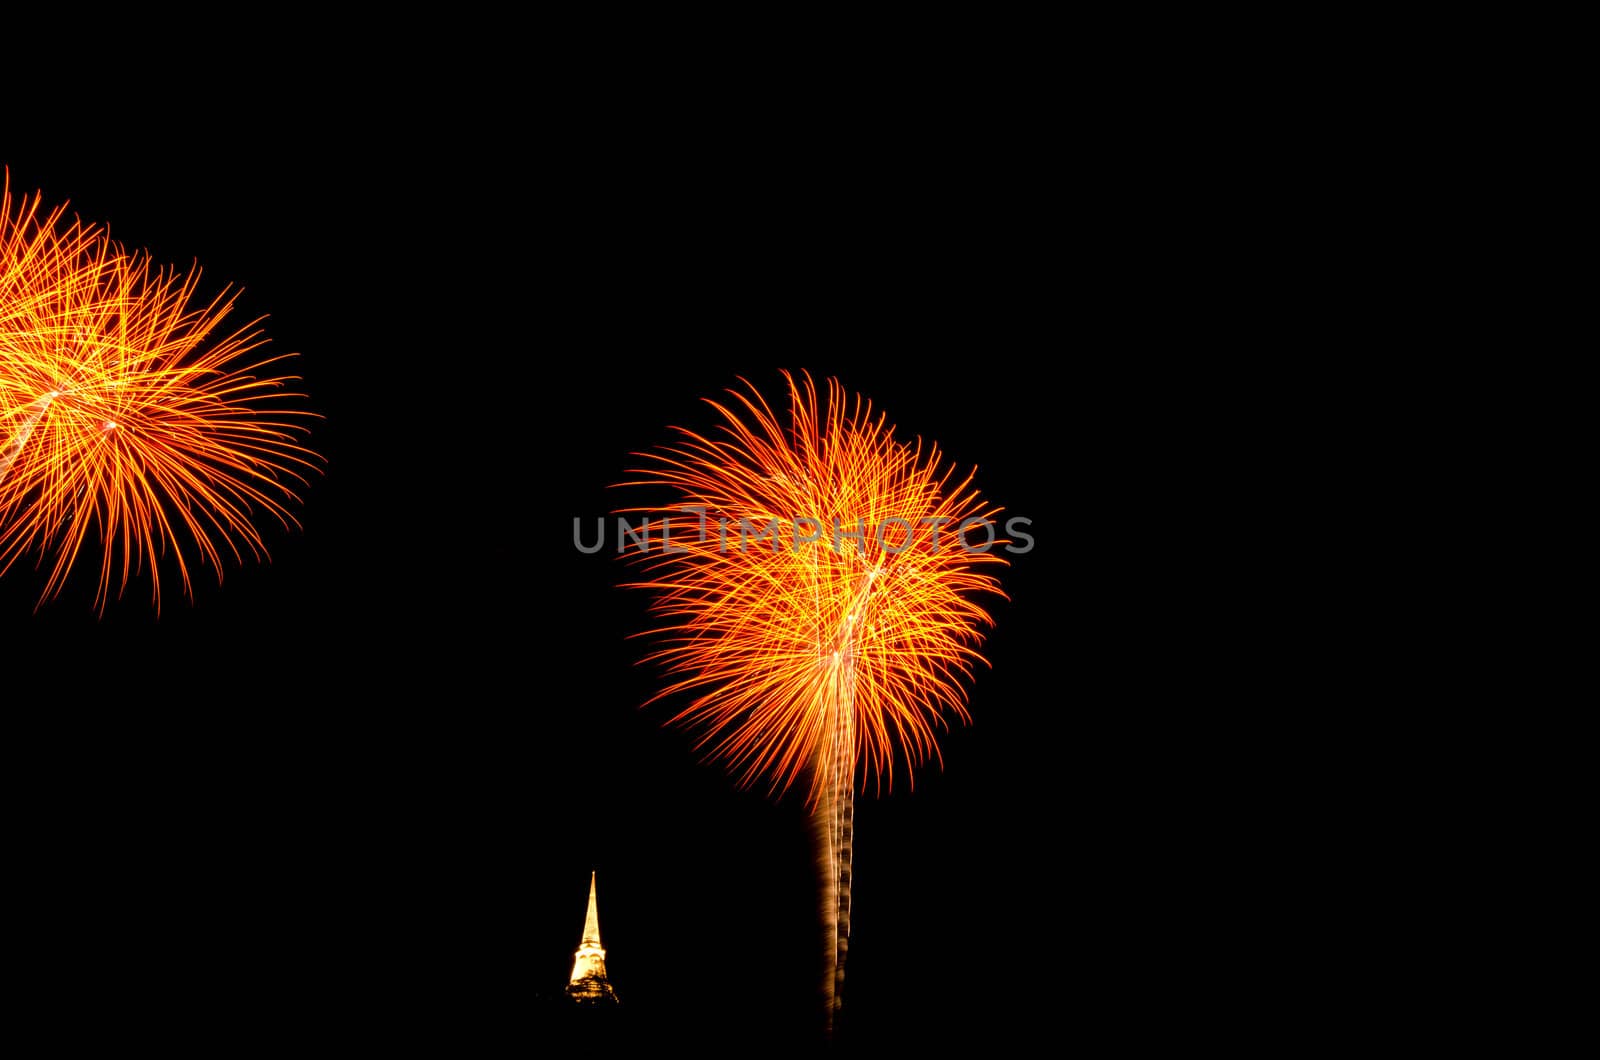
[566, 871, 619, 1004]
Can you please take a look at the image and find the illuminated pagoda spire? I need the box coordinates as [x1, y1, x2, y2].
[566, 871, 619, 1004]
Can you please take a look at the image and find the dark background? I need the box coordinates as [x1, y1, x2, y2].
[2, 92, 1198, 1050]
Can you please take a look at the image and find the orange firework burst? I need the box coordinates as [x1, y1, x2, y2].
[0, 170, 319, 614]
[619, 371, 1008, 1033]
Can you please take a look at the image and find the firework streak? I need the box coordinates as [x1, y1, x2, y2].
[0, 171, 318, 613]
[619, 371, 1007, 1035]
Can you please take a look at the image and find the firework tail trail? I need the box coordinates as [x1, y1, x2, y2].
[818, 669, 855, 1036]
[814, 507, 862, 1034]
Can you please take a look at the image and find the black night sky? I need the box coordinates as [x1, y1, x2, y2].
[3, 92, 1142, 1051]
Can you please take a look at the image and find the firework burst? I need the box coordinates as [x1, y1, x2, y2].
[619, 371, 1008, 1033]
[0, 170, 319, 613]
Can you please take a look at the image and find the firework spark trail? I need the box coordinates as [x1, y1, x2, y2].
[0, 170, 319, 613]
[620, 371, 1007, 1036]
[823, 670, 854, 1031]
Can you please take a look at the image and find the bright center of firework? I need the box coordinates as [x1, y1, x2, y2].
[102, 421, 117, 431]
